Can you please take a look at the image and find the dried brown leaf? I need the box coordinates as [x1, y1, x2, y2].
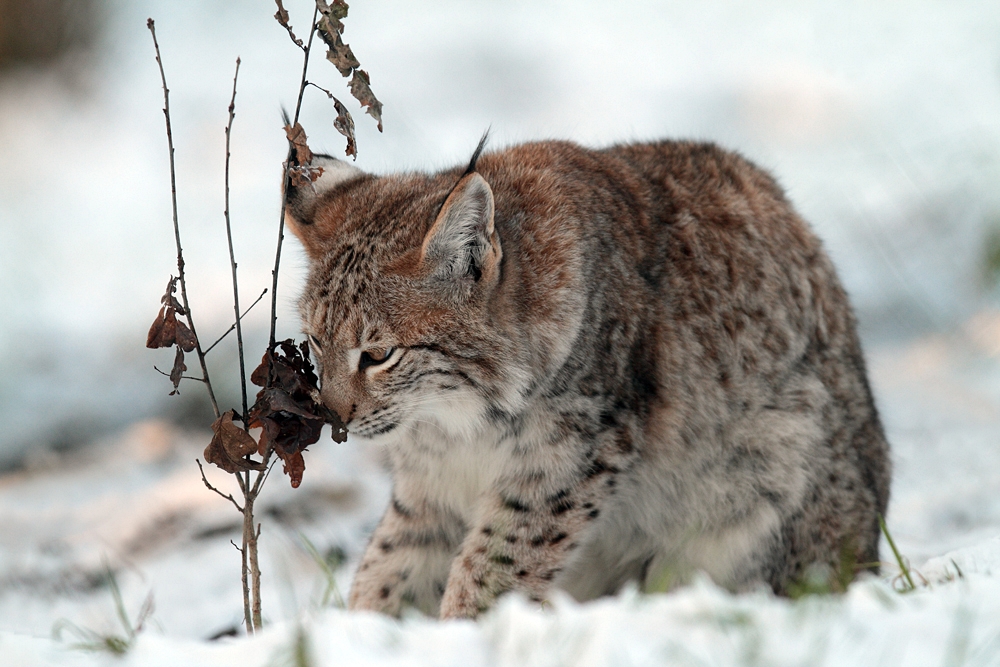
[160, 276, 186, 314]
[289, 165, 325, 188]
[169, 347, 186, 395]
[148, 277, 191, 349]
[328, 0, 349, 21]
[146, 306, 167, 349]
[284, 122, 314, 165]
[205, 409, 265, 473]
[174, 319, 197, 353]
[332, 97, 357, 158]
[315, 0, 346, 43]
[147, 306, 179, 349]
[325, 32, 360, 77]
[274, 0, 303, 48]
[349, 69, 383, 132]
[283, 451, 305, 488]
[250, 340, 320, 396]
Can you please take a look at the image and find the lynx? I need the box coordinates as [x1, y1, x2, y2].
[285, 138, 890, 619]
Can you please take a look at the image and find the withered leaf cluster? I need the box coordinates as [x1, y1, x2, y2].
[205, 339, 347, 489]
[284, 121, 325, 187]
[310, 0, 384, 157]
[146, 277, 197, 395]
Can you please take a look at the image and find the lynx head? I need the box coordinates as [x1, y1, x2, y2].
[284, 147, 525, 444]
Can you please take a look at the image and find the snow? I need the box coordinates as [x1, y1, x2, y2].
[6, 568, 1000, 666]
[1, 0, 1000, 664]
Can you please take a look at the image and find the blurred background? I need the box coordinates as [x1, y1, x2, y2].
[1, 0, 999, 639]
[1, 0, 999, 464]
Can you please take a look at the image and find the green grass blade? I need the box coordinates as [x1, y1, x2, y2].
[878, 514, 915, 591]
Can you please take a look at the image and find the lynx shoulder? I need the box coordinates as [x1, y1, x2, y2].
[285, 139, 890, 619]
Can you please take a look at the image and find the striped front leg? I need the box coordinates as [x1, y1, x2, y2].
[439, 440, 632, 619]
[349, 494, 464, 617]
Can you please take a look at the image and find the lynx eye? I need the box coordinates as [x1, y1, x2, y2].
[359, 347, 395, 371]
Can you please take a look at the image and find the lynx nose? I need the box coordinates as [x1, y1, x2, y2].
[321, 388, 354, 425]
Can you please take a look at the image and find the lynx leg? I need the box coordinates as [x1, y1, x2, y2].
[439, 439, 635, 619]
[349, 494, 463, 617]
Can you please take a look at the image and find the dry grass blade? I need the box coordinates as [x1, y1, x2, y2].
[52, 564, 152, 656]
[299, 532, 346, 609]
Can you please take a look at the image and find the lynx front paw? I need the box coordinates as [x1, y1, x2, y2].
[438, 584, 480, 620]
[438, 553, 505, 619]
[348, 566, 404, 616]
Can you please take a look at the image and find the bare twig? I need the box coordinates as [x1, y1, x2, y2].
[152, 366, 205, 383]
[251, 521, 263, 628]
[239, 532, 251, 634]
[305, 80, 334, 97]
[204, 288, 268, 355]
[270, 4, 320, 350]
[223, 57, 250, 426]
[252, 458, 279, 496]
[196, 459, 243, 512]
[147, 18, 220, 419]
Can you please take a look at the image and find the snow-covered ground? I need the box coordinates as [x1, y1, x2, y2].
[2, 0, 1000, 664]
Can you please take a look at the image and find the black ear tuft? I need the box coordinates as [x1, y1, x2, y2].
[280, 107, 295, 158]
[463, 128, 491, 176]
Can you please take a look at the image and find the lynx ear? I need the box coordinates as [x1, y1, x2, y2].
[420, 172, 502, 288]
[284, 155, 365, 258]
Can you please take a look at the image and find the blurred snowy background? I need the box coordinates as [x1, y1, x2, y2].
[1, 0, 1000, 657]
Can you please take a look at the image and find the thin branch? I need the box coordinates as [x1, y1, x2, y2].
[252, 457, 279, 497]
[204, 288, 268, 355]
[229, 465, 248, 497]
[153, 366, 206, 383]
[305, 80, 333, 97]
[196, 459, 243, 512]
[240, 521, 252, 635]
[147, 18, 220, 419]
[250, 520, 263, 630]
[223, 57, 250, 427]
[269, 4, 320, 350]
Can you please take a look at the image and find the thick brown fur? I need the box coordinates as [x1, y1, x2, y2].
[286, 139, 890, 619]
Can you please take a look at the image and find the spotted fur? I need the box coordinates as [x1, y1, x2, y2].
[286, 140, 890, 619]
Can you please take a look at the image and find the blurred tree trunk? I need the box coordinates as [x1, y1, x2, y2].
[0, 0, 97, 70]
